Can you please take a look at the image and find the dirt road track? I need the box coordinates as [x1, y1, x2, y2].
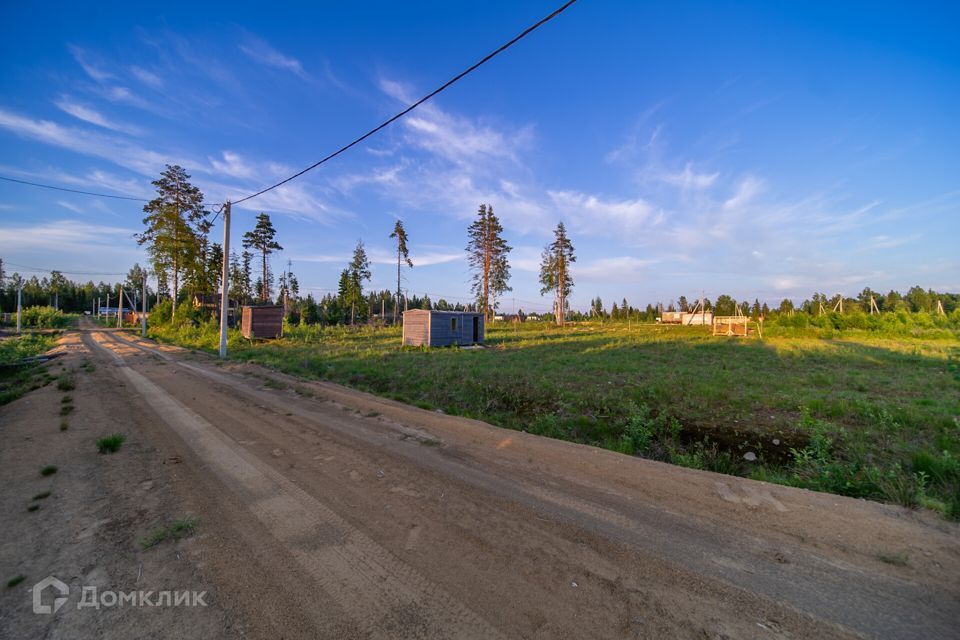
[7, 324, 960, 639]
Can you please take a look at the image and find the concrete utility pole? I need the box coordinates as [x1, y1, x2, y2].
[141, 271, 147, 338]
[16, 279, 22, 334]
[117, 285, 122, 328]
[218, 201, 231, 360]
[106, 292, 110, 322]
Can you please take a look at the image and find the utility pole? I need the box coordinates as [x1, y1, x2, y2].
[106, 292, 110, 322]
[16, 278, 22, 334]
[141, 270, 147, 338]
[117, 284, 122, 328]
[219, 201, 231, 360]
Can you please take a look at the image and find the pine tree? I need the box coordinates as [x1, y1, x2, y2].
[242, 213, 283, 302]
[466, 204, 512, 319]
[137, 165, 210, 315]
[389, 220, 413, 324]
[345, 240, 371, 325]
[538, 222, 575, 326]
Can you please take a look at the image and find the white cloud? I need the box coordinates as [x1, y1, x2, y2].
[576, 256, 658, 283]
[209, 151, 256, 180]
[660, 163, 719, 190]
[68, 45, 113, 81]
[54, 97, 139, 134]
[56, 200, 86, 214]
[0, 220, 137, 252]
[130, 66, 163, 88]
[0, 107, 187, 176]
[239, 37, 307, 79]
[723, 176, 763, 210]
[548, 190, 656, 236]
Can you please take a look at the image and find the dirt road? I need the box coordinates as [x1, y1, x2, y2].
[3, 323, 958, 639]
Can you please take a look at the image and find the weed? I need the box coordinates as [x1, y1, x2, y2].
[139, 516, 199, 549]
[877, 551, 909, 566]
[27, 505, 39, 512]
[40, 465, 57, 476]
[96, 434, 126, 454]
[81, 362, 96, 372]
[6, 575, 26, 588]
[59, 404, 74, 416]
[56, 374, 75, 391]
[420, 438, 441, 447]
[60, 395, 72, 404]
[32, 491, 51, 500]
[263, 378, 287, 390]
[59, 419, 69, 431]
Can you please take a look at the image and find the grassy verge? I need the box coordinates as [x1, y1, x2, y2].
[139, 516, 199, 549]
[149, 319, 960, 518]
[0, 334, 58, 405]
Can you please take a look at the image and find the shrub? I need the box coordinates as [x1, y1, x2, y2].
[96, 434, 126, 454]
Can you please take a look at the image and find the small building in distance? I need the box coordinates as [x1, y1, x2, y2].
[659, 310, 713, 326]
[402, 309, 485, 347]
[241, 305, 284, 339]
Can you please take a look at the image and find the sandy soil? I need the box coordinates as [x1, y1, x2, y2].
[2, 323, 958, 639]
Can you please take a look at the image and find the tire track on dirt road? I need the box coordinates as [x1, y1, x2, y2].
[85, 329, 504, 640]
[101, 328, 960, 640]
[90, 332, 960, 638]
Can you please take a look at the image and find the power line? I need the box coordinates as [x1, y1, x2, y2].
[0, 175, 148, 202]
[232, 0, 578, 205]
[2, 261, 125, 276]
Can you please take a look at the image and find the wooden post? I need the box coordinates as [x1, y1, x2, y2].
[141, 271, 147, 338]
[219, 201, 231, 359]
[16, 280, 22, 334]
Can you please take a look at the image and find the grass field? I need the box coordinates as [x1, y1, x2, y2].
[150, 320, 960, 518]
[0, 333, 58, 406]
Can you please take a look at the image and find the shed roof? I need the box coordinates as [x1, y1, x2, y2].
[403, 309, 482, 315]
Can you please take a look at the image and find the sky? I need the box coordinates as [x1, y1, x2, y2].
[0, 0, 957, 313]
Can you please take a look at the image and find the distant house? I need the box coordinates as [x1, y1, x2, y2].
[402, 310, 485, 347]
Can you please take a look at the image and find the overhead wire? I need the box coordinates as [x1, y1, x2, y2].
[232, 0, 578, 205]
[2, 261, 126, 276]
[0, 175, 149, 202]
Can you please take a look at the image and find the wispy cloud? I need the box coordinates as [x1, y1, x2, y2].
[660, 163, 719, 190]
[53, 96, 139, 134]
[0, 107, 192, 177]
[723, 175, 763, 209]
[239, 36, 307, 79]
[68, 45, 113, 81]
[129, 65, 163, 88]
[548, 191, 658, 236]
[0, 220, 138, 253]
[56, 200, 86, 214]
[576, 256, 658, 283]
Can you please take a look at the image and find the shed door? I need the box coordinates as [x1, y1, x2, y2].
[472, 316, 478, 343]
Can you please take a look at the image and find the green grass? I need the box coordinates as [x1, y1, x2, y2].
[40, 465, 57, 476]
[150, 319, 960, 517]
[56, 374, 75, 391]
[96, 434, 126, 454]
[0, 334, 57, 405]
[6, 575, 26, 588]
[59, 404, 74, 416]
[139, 516, 199, 550]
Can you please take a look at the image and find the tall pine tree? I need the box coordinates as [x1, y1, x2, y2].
[242, 213, 283, 302]
[538, 221, 575, 326]
[466, 204, 511, 319]
[137, 165, 210, 314]
[389, 220, 413, 324]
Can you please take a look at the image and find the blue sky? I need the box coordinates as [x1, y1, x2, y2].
[1, 1, 957, 312]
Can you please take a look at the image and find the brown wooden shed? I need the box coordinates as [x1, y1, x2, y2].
[402, 310, 485, 347]
[241, 305, 284, 339]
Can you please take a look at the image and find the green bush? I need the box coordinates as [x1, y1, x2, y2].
[17, 306, 72, 328]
